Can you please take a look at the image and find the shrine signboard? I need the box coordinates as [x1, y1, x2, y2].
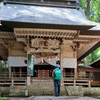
[31, 38, 60, 49]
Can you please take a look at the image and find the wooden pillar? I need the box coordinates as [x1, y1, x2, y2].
[11, 79, 14, 86]
[74, 50, 77, 78]
[74, 68, 77, 78]
[9, 67, 11, 77]
[88, 80, 91, 87]
[27, 76, 30, 86]
[74, 79, 76, 86]
[0, 61, 2, 73]
[20, 67, 21, 77]
[13, 67, 15, 77]
[84, 56, 89, 66]
[74, 49, 77, 78]
[27, 50, 30, 86]
[8, 48, 12, 77]
[63, 68, 66, 78]
[60, 45, 63, 71]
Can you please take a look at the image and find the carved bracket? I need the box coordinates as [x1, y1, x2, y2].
[3, 42, 13, 49]
[2, 39, 13, 49]
[25, 36, 30, 49]
[70, 42, 80, 51]
[17, 37, 30, 49]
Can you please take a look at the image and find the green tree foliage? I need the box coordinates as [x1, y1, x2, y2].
[79, 0, 100, 65]
[0, 0, 3, 2]
[2, 61, 7, 68]
[88, 47, 100, 64]
[2, 61, 8, 73]
[80, 0, 100, 22]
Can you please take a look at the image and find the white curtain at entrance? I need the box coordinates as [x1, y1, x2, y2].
[34, 58, 42, 64]
[8, 56, 27, 67]
[44, 58, 59, 66]
[34, 58, 59, 66]
[63, 58, 77, 68]
[33, 58, 77, 68]
[8, 56, 77, 68]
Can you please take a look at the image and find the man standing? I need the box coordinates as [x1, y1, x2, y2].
[52, 61, 62, 97]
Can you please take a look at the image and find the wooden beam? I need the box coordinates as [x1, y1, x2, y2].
[80, 30, 100, 36]
[77, 41, 100, 59]
[14, 28, 77, 39]
[0, 32, 15, 40]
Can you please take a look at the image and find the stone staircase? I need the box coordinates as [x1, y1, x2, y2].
[30, 78, 54, 86]
[64, 86, 83, 96]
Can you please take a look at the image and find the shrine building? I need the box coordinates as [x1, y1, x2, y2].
[0, 0, 100, 87]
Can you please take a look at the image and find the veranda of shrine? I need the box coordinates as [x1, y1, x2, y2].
[0, 0, 100, 87]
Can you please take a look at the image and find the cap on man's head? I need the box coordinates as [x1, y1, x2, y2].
[56, 60, 60, 65]
[55, 64, 60, 68]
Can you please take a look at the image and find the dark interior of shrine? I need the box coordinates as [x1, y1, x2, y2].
[34, 65, 54, 77]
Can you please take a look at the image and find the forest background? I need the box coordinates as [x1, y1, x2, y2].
[79, 0, 100, 65]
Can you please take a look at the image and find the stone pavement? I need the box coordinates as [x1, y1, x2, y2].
[9, 97, 25, 100]
[9, 96, 100, 100]
[31, 96, 100, 100]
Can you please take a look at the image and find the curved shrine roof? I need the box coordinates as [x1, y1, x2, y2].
[0, 4, 98, 30]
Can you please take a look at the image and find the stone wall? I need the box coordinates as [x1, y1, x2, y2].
[0, 86, 100, 97]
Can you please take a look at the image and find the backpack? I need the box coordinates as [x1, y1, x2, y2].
[54, 69, 62, 80]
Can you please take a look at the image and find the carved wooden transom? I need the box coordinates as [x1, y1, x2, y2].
[14, 28, 78, 40]
[14, 28, 100, 44]
[31, 38, 60, 49]
[0, 32, 16, 40]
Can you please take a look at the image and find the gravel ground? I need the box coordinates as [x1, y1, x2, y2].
[8, 96, 100, 100]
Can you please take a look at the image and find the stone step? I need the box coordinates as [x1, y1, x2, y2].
[65, 86, 83, 96]
[30, 78, 54, 86]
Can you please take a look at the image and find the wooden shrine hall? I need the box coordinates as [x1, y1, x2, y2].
[0, 0, 100, 87]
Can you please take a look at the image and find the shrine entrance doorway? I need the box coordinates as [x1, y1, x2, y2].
[34, 64, 54, 78]
[28, 53, 59, 78]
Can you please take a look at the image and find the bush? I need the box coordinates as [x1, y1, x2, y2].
[0, 97, 9, 100]
[0, 0, 3, 2]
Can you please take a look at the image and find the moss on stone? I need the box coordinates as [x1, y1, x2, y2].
[0, 97, 9, 100]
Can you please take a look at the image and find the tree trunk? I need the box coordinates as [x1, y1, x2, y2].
[86, 0, 91, 18]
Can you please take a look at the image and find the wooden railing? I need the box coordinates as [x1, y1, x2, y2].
[63, 73, 92, 87]
[0, 72, 27, 78]
[0, 72, 27, 86]
[0, 72, 94, 87]
[64, 72, 92, 79]
[91, 81, 100, 86]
